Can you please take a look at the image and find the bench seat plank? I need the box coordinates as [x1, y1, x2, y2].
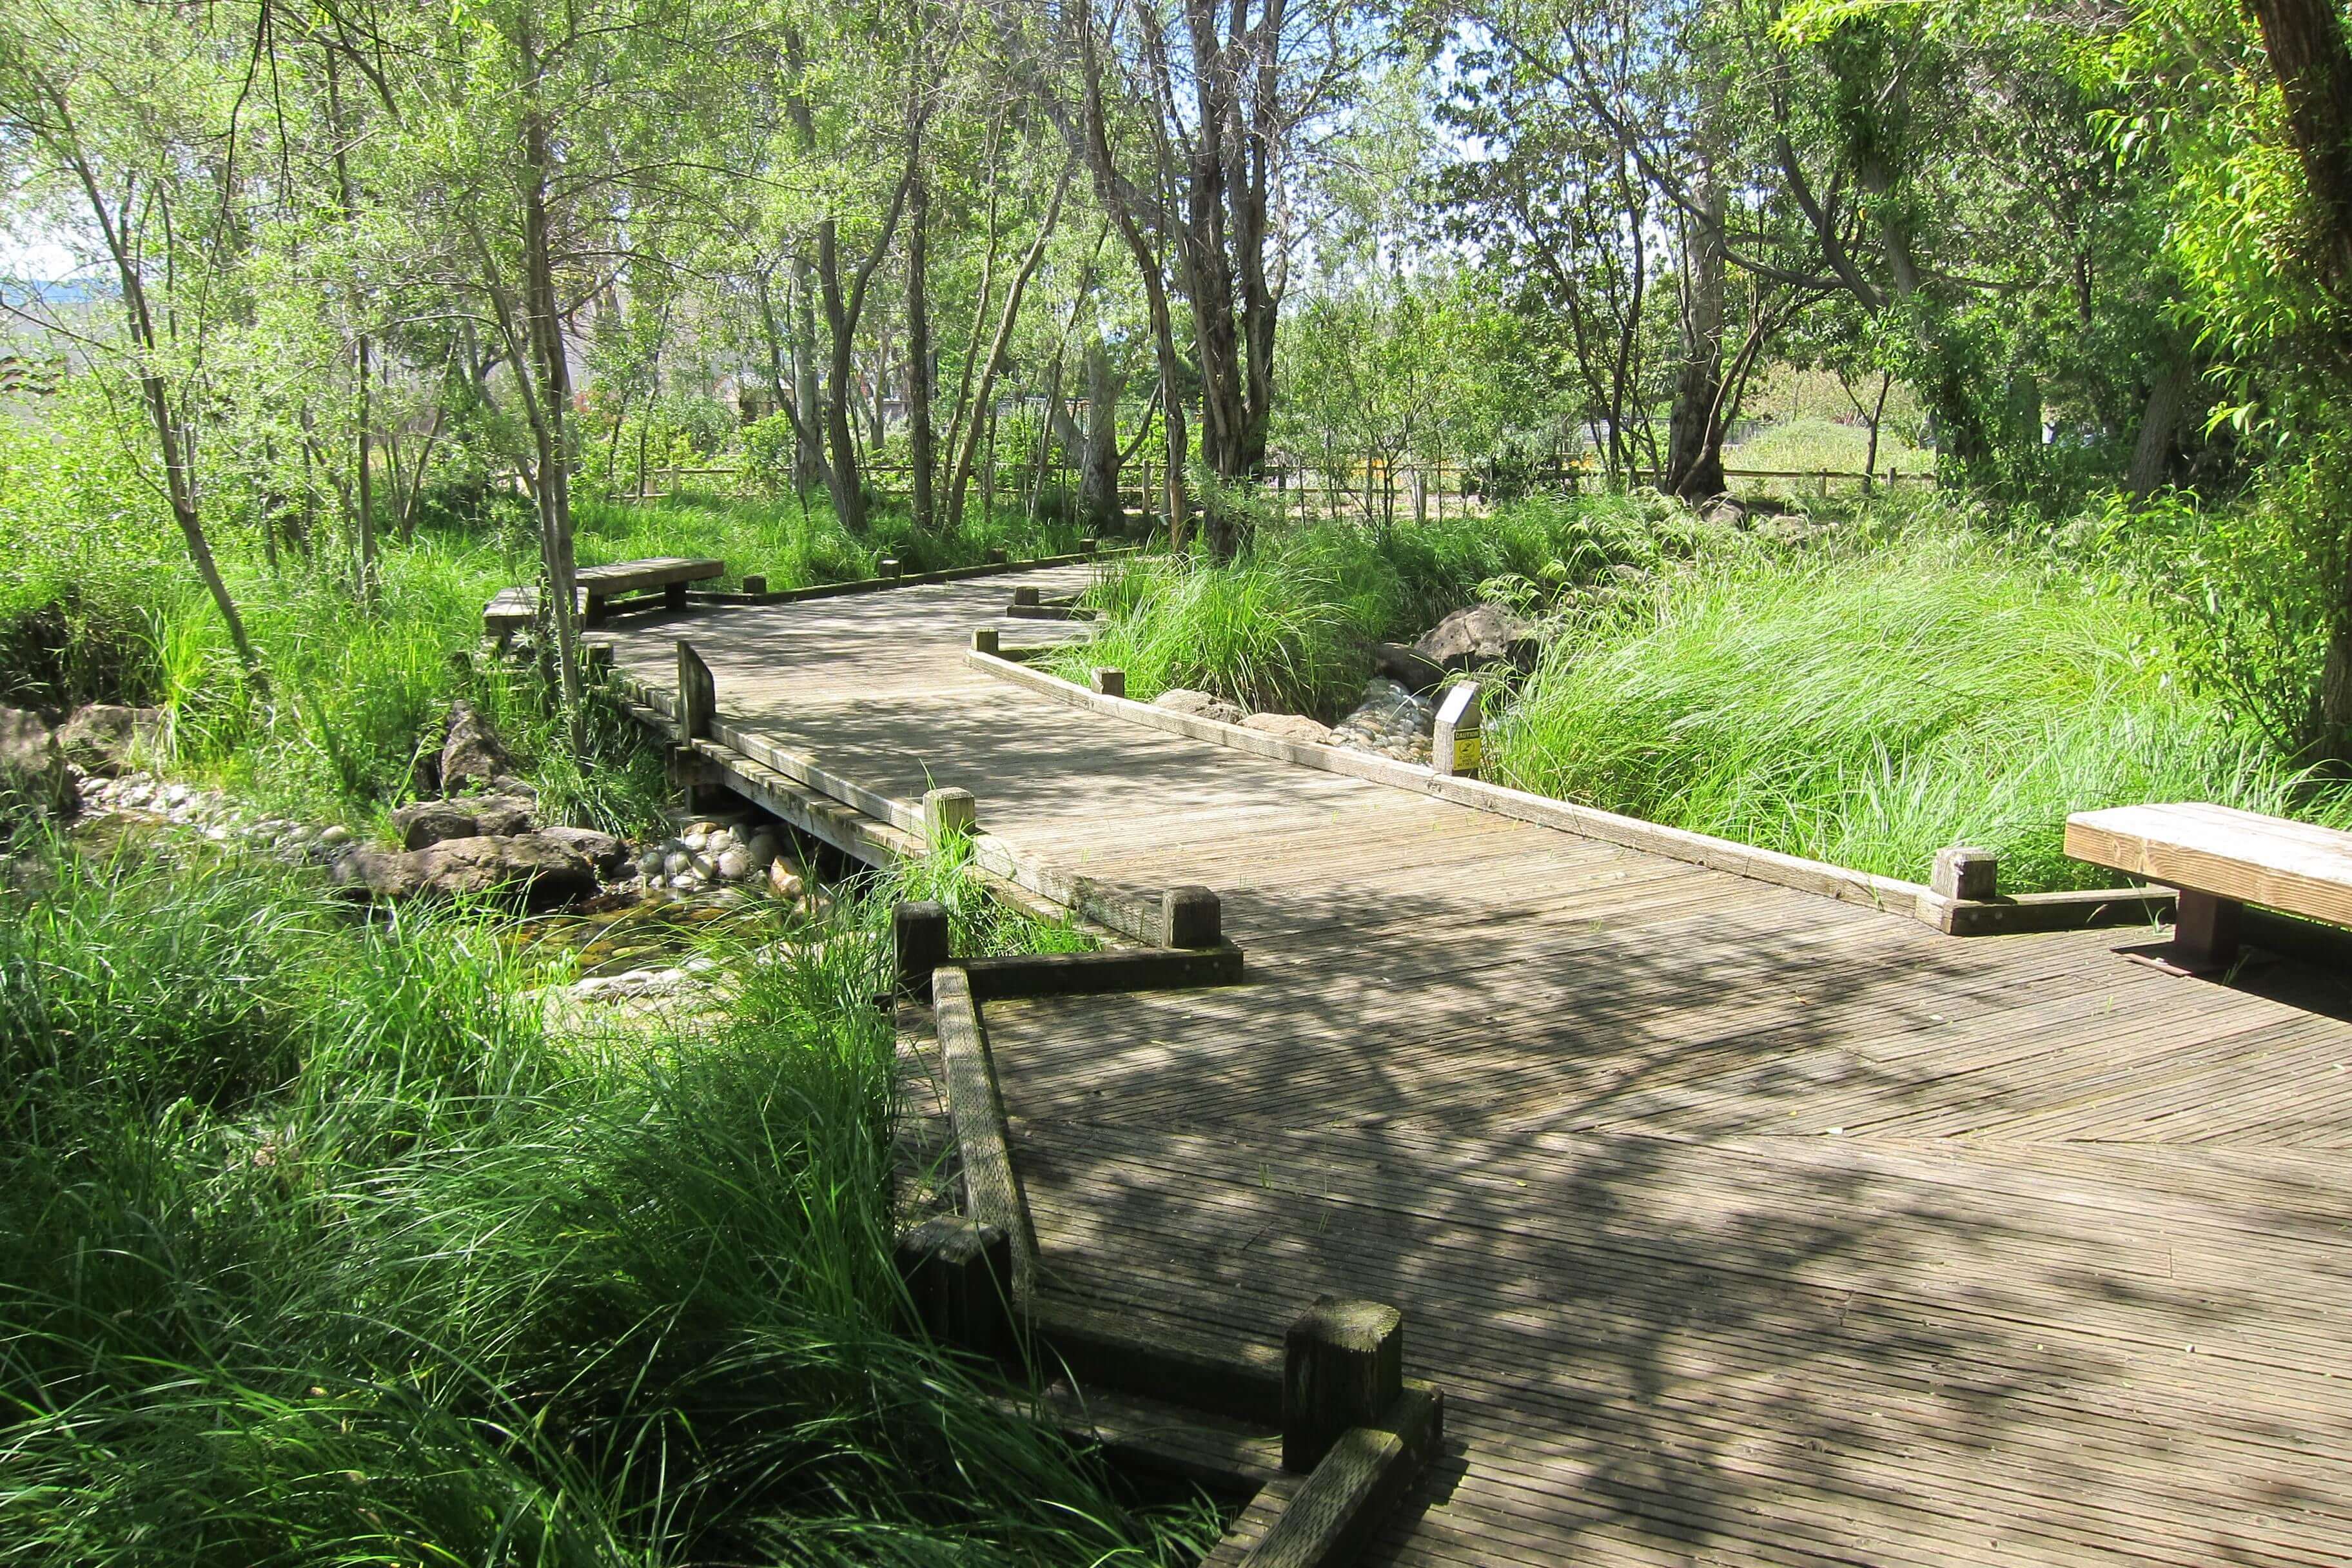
[2064, 801, 2352, 930]
[574, 556, 723, 593]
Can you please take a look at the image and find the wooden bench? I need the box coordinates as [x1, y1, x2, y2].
[2064, 801, 2352, 968]
[480, 557, 724, 645]
[575, 557, 723, 623]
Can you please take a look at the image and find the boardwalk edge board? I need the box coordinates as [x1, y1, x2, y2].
[966, 647, 2172, 937]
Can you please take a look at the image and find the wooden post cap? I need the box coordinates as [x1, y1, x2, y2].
[985, 547, 1008, 565]
[1932, 845, 1998, 902]
[892, 900, 951, 998]
[879, 556, 903, 580]
[1162, 885, 1222, 949]
[921, 786, 978, 844]
[1091, 667, 1126, 698]
[1284, 1295, 1404, 1471]
[1012, 585, 1041, 607]
[896, 1215, 1012, 1356]
[581, 643, 612, 674]
[1081, 536, 1099, 556]
[742, 574, 767, 596]
[972, 627, 1001, 654]
[1432, 681, 1483, 779]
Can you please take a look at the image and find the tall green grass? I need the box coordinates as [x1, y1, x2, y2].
[1490, 522, 2352, 890]
[1060, 496, 1718, 717]
[0, 833, 1210, 1565]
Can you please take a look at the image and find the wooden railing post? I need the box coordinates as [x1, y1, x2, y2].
[921, 787, 977, 846]
[972, 627, 1000, 655]
[893, 899, 951, 1000]
[1433, 681, 1483, 780]
[676, 640, 714, 745]
[1931, 845, 1997, 903]
[1162, 885, 1221, 949]
[1090, 667, 1126, 698]
[1284, 1297, 1404, 1472]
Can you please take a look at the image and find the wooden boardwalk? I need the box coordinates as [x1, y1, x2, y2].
[605, 567, 2352, 1567]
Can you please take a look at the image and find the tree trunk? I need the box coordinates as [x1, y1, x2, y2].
[1079, 333, 1124, 529]
[946, 164, 1070, 530]
[2246, 0, 2352, 759]
[906, 152, 937, 531]
[1663, 173, 1730, 501]
[2126, 356, 2195, 498]
[520, 95, 585, 745]
[816, 219, 866, 530]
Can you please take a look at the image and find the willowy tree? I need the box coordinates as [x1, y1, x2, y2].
[339, 0, 767, 746]
[0, 0, 269, 692]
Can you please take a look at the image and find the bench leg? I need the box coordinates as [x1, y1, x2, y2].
[584, 593, 608, 629]
[665, 580, 689, 612]
[2173, 890, 2241, 970]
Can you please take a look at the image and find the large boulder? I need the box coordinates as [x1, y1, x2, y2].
[438, 701, 519, 794]
[1239, 712, 1334, 745]
[1411, 604, 1545, 676]
[0, 708, 71, 816]
[538, 823, 632, 878]
[333, 832, 596, 910]
[1371, 642, 1447, 694]
[56, 703, 163, 776]
[392, 794, 538, 850]
[1153, 688, 1246, 725]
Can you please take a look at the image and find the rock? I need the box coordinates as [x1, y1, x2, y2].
[1239, 712, 1334, 745]
[744, 829, 781, 868]
[769, 861, 805, 899]
[637, 848, 665, 879]
[716, 846, 754, 881]
[539, 824, 631, 877]
[1153, 688, 1246, 725]
[1371, 642, 1448, 694]
[683, 827, 709, 852]
[668, 872, 698, 891]
[1411, 603, 1545, 676]
[438, 701, 516, 794]
[333, 832, 597, 910]
[55, 704, 164, 776]
[0, 708, 72, 816]
[318, 825, 351, 847]
[663, 849, 692, 877]
[392, 796, 538, 850]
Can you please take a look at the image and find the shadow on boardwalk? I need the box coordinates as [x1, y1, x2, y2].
[990, 879, 2352, 1567]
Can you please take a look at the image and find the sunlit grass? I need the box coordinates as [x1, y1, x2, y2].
[0, 833, 1210, 1565]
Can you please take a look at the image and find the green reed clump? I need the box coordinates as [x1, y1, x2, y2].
[1489, 520, 2352, 890]
[1056, 495, 1719, 718]
[0, 836, 1210, 1565]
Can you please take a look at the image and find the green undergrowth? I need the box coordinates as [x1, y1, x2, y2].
[1489, 519, 2352, 890]
[0, 831, 1206, 1565]
[1057, 495, 1717, 718]
[0, 406, 1081, 833]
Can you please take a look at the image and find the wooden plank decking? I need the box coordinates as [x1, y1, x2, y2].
[603, 567, 2352, 1567]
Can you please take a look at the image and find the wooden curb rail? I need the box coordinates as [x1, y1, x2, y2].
[965, 646, 2174, 939]
[688, 547, 1131, 609]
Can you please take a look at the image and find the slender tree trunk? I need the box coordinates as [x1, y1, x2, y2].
[325, 47, 375, 595]
[520, 93, 584, 745]
[906, 151, 937, 530]
[815, 166, 911, 531]
[947, 165, 1071, 529]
